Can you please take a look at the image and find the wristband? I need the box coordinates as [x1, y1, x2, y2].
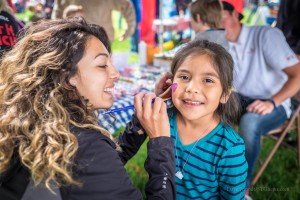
[267, 99, 277, 110]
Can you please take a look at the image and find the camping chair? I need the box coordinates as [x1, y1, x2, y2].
[251, 95, 300, 186]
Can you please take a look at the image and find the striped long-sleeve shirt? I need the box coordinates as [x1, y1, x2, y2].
[170, 112, 247, 200]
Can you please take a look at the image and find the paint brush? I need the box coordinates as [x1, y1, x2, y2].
[103, 97, 172, 115]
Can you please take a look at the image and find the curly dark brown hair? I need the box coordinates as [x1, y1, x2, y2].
[0, 17, 114, 191]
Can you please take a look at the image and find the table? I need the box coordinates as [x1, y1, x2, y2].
[98, 65, 169, 134]
[152, 16, 191, 33]
[98, 95, 135, 134]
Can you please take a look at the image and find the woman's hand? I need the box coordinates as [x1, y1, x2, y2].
[134, 92, 170, 138]
[155, 72, 173, 99]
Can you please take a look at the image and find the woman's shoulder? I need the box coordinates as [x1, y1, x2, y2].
[70, 126, 119, 172]
[71, 126, 116, 151]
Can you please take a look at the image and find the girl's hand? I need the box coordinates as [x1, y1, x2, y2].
[134, 92, 170, 138]
[246, 100, 274, 115]
[155, 72, 173, 98]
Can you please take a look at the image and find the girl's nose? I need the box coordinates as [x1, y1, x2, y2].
[185, 81, 199, 93]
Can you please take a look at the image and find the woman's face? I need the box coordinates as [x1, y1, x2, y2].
[70, 36, 120, 110]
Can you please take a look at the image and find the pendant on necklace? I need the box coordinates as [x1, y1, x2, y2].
[175, 171, 184, 180]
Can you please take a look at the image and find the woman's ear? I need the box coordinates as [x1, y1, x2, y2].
[69, 76, 78, 87]
[220, 89, 231, 104]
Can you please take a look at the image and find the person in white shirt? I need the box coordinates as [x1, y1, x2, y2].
[221, 1, 300, 198]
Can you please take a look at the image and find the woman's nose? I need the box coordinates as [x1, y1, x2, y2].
[110, 67, 120, 81]
[109, 65, 120, 81]
[107, 59, 120, 81]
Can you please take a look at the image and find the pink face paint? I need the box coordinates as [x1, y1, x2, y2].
[171, 83, 177, 93]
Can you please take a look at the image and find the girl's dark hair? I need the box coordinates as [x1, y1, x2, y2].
[171, 40, 240, 125]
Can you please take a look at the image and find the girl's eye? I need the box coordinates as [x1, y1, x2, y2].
[179, 75, 189, 80]
[203, 78, 214, 83]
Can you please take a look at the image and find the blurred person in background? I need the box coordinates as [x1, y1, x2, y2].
[62, 4, 83, 18]
[52, 0, 136, 42]
[0, 0, 23, 56]
[189, 0, 228, 49]
[221, 1, 300, 199]
[44, 0, 55, 19]
[276, 0, 300, 59]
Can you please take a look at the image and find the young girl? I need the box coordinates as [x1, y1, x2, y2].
[161, 40, 247, 199]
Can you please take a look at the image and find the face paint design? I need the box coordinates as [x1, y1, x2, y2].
[172, 83, 178, 93]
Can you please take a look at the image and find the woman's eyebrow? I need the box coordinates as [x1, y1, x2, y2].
[95, 53, 109, 59]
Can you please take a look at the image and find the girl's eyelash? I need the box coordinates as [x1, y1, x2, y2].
[178, 75, 189, 80]
[98, 65, 108, 68]
[204, 78, 214, 83]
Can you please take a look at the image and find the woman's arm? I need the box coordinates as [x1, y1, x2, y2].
[145, 137, 176, 199]
[115, 114, 147, 164]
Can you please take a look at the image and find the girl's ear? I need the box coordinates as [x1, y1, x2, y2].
[220, 89, 231, 104]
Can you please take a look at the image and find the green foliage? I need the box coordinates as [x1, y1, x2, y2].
[250, 137, 300, 199]
[125, 140, 148, 198]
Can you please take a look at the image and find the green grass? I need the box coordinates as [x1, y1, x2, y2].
[125, 139, 148, 198]
[113, 128, 148, 198]
[250, 136, 300, 199]
[124, 135, 300, 199]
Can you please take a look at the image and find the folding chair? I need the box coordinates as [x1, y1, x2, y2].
[251, 96, 300, 186]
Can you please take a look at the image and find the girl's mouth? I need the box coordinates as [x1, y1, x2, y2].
[183, 99, 204, 105]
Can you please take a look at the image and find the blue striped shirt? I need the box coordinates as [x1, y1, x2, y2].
[170, 112, 247, 200]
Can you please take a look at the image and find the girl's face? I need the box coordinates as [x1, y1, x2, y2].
[172, 54, 224, 122]
[70, 36, 120, 110]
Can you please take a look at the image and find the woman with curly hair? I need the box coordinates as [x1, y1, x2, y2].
[0, 17, 175, 200]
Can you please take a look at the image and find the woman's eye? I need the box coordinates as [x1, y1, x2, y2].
[98, 64, 108, 68]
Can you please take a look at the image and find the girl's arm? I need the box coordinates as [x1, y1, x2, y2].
[218, 142, 248, 200]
